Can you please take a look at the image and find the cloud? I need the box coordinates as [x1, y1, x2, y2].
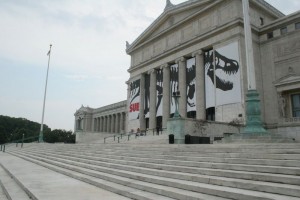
[65, 74, 89, 81]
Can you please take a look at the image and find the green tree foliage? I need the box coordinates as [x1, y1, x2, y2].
[0, 115, 75, 144]
[44, 129, 75, 143]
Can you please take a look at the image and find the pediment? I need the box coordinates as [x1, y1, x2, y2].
[275, 74, 300, 86]
[74, 105, 93, 116]
[126, 0, 216, 53]
[274, 73, 300, 92]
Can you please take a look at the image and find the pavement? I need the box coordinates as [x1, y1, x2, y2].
[0, 153, 131, 200]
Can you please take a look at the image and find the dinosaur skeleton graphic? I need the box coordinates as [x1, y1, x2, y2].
[156, 69, 163, 116]
[186, 60, 196, 110]
[205, 50, 239, 91]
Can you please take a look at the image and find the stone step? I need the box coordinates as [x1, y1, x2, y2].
[36, 144, 300, 159]
[76, 150, 300, 167]
[32, 148, 300, 174]
[18, 144, 300, 163]
[0, 153, 143, 200]
[12, 152, 232, 200]
[20, 147, 300, 178]
[12, 151, 300, 200]
[5, 143, 300, 200]
[17, 150, 300, 198]
[23, 145, 300, 168]
[0, 163, 35, 200]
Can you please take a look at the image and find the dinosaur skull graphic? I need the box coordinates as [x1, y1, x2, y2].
[205, 51, 239, 91]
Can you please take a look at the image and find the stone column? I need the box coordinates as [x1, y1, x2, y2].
[93, 118, 97, 132]
[106, 116, 110, 132]
[104, 116, 107, 132]
[101, 117, 104, 132]
[176, 57, 187, 118]
[98, 117, 101, 132]
[193, 50, 206, 120]
[115, 113, 119, 133]
[111, 114, 115, 133]
[120, 112, 124, 132]
[108, 115, 112, 133]
[162, 64, 170, 128]
[139, 74, 146, 131]
[149, 69, 157, 130]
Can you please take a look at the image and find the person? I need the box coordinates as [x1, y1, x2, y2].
[136, 128, 140, 136]
[156, 125, 160, 135]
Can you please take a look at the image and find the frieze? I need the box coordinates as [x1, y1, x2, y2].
[274, 39, 300, 58]
[284, 117, 300, 123]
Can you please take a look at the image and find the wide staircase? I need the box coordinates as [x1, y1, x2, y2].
[0, 143, 300, 200]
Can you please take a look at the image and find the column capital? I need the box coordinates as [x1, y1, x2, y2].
[160, 64, 168, 69]
[148, 69, 156, 74]
[192, 50, 203, 57]
[175, 57, 185, 63]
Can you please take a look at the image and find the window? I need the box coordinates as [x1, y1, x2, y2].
[280, 27, 287, 35]
[267, 32, 273, 39]
[292, 94, 300, 117]
[259, 17, 264, 26]
[295, 22, 300, 30]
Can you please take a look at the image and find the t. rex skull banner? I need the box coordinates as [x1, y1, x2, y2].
[156, 69, 163, 117]
[170, 64, 179, 115]
[205, 41, 241, 109]
[186, 58, 196, 114]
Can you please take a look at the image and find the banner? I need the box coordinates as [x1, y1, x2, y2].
[204, 49, 215, 109]
[144, 74, 150, 118]
[215, 41, 241, 106]
[156, 69, 163, 117]
[204, 41, 241, 108]
[170, 64, 179, 115]
[186, 58, 196, 113]
[129, 79, 140, 120]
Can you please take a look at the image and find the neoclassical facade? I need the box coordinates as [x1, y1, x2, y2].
[74, 101, 127, 135]
[75, 0, 300, 141]
[126, 0, 300, 139]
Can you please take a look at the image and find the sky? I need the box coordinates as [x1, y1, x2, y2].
[0, 0, 299, 131]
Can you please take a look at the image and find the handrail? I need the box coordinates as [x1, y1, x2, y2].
[1, 135, 40, 152]
[103, 127, 167, 144]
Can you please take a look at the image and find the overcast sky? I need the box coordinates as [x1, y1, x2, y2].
[0, 0, 299, 131]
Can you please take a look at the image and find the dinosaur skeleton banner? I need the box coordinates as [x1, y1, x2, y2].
[170, 64, 179, 115]
[205, 41, 241, 108]
[186, 58, 196, 113]
[129, 79, 140, 120]
[156, 69, 163, 117]
[144, 74, 150, 119]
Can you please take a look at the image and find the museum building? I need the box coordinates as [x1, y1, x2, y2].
[75, 0, 300, 141]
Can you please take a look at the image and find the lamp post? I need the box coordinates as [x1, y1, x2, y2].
[39, 44, 52, 142]
[241, 0, 267, 134]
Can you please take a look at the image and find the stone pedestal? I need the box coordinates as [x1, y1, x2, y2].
[167, 118, 185, 144]
[241, 90, 267, 134]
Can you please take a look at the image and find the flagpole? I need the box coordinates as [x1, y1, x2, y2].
[241, 0, 266, 134]
[39, 44, 52, 142]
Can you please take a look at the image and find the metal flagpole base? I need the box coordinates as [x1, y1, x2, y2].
[241, 89, 268, 134]
[38, 131, 44, 143]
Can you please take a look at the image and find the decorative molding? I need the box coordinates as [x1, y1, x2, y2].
[192, 50, 203, 57]
[164, 0, 174, 11]
[175, 57, 186, 63]
[160, 64, 168, 69]
[126, 41, 130, 50]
